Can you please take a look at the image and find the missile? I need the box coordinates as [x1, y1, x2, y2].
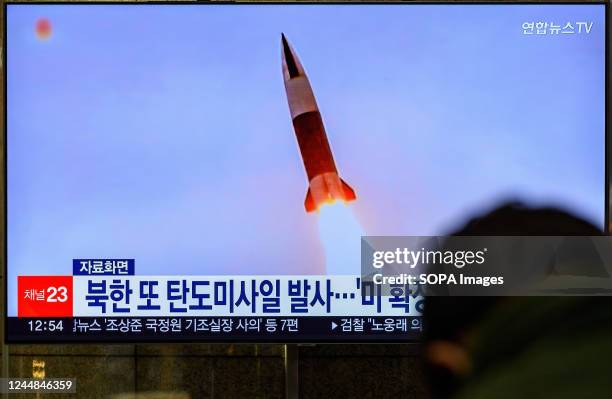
[281, 34, 356, 213]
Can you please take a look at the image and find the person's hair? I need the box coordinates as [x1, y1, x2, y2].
[423, 201, 602, 398]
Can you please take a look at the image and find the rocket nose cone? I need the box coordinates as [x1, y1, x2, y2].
[281, 33, 291, 51]
[281, 34, 301, 79]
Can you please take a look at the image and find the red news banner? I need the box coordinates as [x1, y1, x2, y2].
[18, 276, 73, 317]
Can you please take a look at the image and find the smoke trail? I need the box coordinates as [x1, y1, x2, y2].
[317, 203, 365, 275]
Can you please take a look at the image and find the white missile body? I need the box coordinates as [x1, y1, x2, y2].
[281, 34, 356, 213]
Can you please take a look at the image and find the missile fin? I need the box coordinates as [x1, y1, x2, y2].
[340, 178, 357, 202]
[305, 188, 317, 213]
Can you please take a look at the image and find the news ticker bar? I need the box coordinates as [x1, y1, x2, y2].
[0, 379, 76, 394]
[362, 236, 612, 296]
[7, 317, 423, 342]
[17, 276, 422, 317]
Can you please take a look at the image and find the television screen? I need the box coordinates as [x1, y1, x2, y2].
[6, 3, 606, 342]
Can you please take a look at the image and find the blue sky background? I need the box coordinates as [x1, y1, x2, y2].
[7, 5, 605, 314]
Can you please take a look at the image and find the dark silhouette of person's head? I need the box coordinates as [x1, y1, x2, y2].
[451, 201, 602, 237]
[423, 201, 602, 398]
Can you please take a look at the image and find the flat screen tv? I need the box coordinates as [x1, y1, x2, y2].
[5, 2, 607, 342]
